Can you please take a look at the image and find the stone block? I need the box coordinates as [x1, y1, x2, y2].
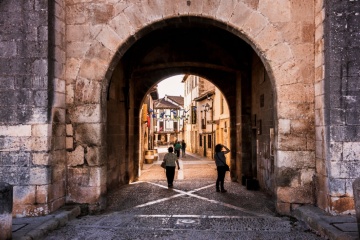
[259, 0, 291, 23]
[88, 3, 114, 25]
[343, 142, 360, 161]
[278, 102, 314, 119]
[85, 146, 106, 166]
[329, 177, 347, 197]
[31, 136, 51, 151]
[13, 185, 36, 205]
[66, 137, 73, 150]
[66, 24, 91, 42]
[66, 42, 91, 58]
[66, 83, 74, 104]
[36, 184, 49, 204]
[276, 201, 291, 215]
[330, 196, 355, 214]
[67, 185, 101, 204]
[13, 203, 50, 217]
[0, 41, 17, 57]
[254, 24, 282, 52]
[215, 0, 238, 22]
[68, 167, 89, 187]
[75, 123, 105, 146]
[266, 42, 293, 67]
[51, 180, 65, 200]
[95, 25, 122, 53]
[65, 58, 81, 82]
[32, 124, 50, 137]
[300, 168, 315, 185]
[86, 41, 113, 64]
[229, 2, 253, 28]
[75, 77, 101, 104]
[54, 137, 66, 151]
[277, 150, 315, 168]
[0, 125, 31, 137]
[89, 166, 106, 187]
[329, 160, 348, 178]
[243, 11, 268, 39]
[278, 134, 308, 151]
[29, 167, 50, 185]
[78, 58, 107, 82]
[32, 152, 50, 165]
[278, 119, 291, 134]
[66, 3, 88, 25]
[66, 124, 73, 136]
[0, 76, 15, 89]
[68, 104, 101, 123]
[277, 186, 313, 204]
[290, 0, 314, 22]
[67, 145, 84, 166]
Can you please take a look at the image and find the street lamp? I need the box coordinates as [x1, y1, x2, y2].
[203, 96, 214, 159]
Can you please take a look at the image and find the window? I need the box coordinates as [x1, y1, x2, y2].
[191, 106, 197, 124]
[199, 134, 202, 146]
[159, 122, 164, 131]
[208, 135, 212, 148]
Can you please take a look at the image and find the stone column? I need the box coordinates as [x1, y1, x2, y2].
[0, 182, 13, 240]
[353, 178, 360, 236]
[155, 134, 158, 146]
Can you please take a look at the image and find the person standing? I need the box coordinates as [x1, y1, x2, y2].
[162, 147, 180, 188]
[174, 141, 182, 158]
[214, 144, 230, 193]
[181, 140, 186, 157]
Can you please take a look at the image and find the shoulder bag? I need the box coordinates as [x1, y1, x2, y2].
[216, 153, 230, 171]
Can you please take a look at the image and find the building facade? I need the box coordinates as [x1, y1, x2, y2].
[153, 95, 184, 146]
[183, 75, 230, 164]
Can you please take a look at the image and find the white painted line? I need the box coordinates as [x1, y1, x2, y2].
[132, 182, 271, 218]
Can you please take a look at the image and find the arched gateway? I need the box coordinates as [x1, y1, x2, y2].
[65, 1, 315, 215]
[3, 1, 357, 218]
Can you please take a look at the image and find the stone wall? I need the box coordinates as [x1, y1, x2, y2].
[323, 0, 360, 214]
[251, 54, 275, 193]
[0, 0, 67, 216]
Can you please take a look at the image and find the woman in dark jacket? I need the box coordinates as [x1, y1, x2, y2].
[214, 144, 230, 192]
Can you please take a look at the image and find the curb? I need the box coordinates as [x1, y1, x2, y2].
[293, 205, 358, 240]
[19, 205, 81, 240]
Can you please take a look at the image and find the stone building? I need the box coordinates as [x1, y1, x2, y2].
[182, 75, 230, 162]
[0, 0, 359, 217]
[153, 95, 184, 146]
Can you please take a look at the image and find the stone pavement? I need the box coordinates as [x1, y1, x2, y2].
[12, 147, 359, 239]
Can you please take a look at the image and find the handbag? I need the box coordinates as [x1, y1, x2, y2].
[216, 153, 230, 171]
[161, 161, 166, 169]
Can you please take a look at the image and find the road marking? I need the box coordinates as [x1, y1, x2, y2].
[133, 182, 271, 217]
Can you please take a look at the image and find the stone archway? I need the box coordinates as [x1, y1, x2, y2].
[65, 1, 315, 214]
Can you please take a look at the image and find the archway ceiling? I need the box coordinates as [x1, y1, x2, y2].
[122, 23, 253, 80]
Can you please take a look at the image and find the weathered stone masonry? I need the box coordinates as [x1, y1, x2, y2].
[0, 0, 67, 216]
[0, 0, 359, 217]
[320, 0, 360, 214]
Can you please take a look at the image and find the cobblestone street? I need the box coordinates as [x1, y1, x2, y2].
[44, 147, 324, 239]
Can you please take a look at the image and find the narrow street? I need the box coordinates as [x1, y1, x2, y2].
[44, 147, 324, 239]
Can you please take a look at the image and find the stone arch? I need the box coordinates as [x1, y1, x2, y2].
[66, 1, 315, 214]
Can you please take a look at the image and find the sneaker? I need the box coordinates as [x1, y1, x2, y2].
[221, 189, 227, 193]
[168, 184, 173, 188]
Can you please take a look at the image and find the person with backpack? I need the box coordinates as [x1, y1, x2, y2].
[174, 141, 182, 158]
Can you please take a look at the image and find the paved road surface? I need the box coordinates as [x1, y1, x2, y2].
[44, 147, 324, 239]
